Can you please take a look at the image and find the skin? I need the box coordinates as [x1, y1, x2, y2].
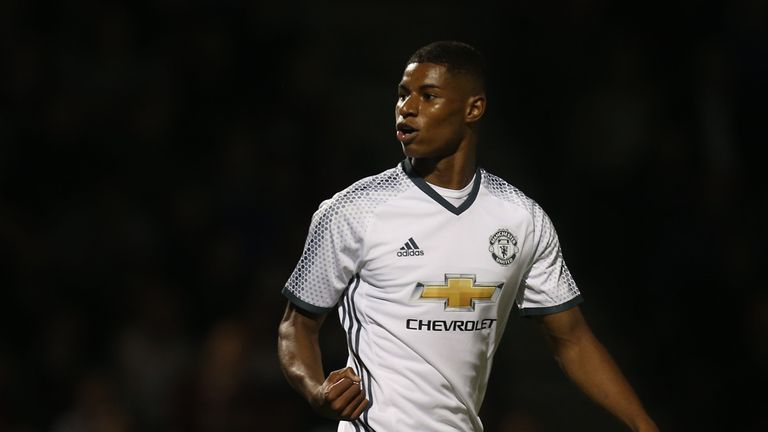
[395, 62, 486, 189]
[278, 303, 369, 421]
[537, 307, 659, 432]
[278, 61, 659, 431]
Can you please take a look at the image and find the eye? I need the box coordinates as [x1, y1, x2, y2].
[422, 93, 436, 101]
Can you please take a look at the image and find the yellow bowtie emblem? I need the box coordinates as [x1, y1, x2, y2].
[417, 274, 503, 311]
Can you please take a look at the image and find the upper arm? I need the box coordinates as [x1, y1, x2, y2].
[277, 301, 329, 372]
[534, 305, 594, 351]
[280, 301, 328, 338]
[277, 301, 331, 397]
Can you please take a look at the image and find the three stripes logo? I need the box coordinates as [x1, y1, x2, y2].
[397, 237, 424, 257]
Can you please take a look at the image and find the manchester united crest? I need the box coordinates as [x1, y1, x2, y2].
[489, 228, 518, 266]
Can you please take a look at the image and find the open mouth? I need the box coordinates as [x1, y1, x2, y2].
[396, 123, 418, 143]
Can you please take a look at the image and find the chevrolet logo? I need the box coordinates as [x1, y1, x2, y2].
[417, 274, 503, 311]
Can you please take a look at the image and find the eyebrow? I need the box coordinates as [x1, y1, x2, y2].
[398, 83, 441, 92]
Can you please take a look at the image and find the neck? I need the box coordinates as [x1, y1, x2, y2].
[410, 142, 477, 190]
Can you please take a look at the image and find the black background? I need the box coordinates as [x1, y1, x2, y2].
[1, 1, 766, 431]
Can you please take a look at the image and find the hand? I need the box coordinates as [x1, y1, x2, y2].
[311, 367, 369, 421]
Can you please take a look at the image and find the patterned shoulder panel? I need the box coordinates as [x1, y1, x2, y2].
[284, 165, 413, 310]
[480, 169, 543, 223]
[481, 170, 581, 312]
[324, 164, 413, 225]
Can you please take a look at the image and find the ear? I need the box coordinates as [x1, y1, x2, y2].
[465, 93, 486, 123]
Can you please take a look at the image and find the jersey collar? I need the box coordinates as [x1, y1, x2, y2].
[401, 158, 482, 216]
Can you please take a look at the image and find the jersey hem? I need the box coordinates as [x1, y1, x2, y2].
[518, 294, 584, 317]
[282, 287, 334, 315]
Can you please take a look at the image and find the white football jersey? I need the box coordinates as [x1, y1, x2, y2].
[283, 159, 582, 432]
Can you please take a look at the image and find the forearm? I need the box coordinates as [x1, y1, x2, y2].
[555, 333, 657, 431]
[277, 308, 325, 405]
[278, 303, 369, 421]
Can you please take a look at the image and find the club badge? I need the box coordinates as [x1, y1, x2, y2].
[489, 228, 518, 266]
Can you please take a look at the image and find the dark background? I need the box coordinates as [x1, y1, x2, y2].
[1, 1, 766, 431]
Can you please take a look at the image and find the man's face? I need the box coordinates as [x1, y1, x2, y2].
[395, 63, 477, 158]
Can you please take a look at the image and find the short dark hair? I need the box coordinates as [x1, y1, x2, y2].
[407, 41, 486, 91]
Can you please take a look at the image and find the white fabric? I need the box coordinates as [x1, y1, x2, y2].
[283, 161, 581, 431]
[426, 174, 475, 207]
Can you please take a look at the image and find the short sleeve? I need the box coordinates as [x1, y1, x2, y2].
[516, 207, 582, 316]
[282, 196, 366, 314]
[281, 165, 413, 314]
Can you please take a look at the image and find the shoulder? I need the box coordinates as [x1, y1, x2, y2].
[480, 169, 563, 247]
[313, 164, 413, 223]
[480, 169, 546, 220]
[342, 163, 413, 200]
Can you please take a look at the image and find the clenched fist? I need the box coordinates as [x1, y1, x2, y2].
[311, 367, 369, 421]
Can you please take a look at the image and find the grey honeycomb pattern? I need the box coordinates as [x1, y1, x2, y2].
[284, 165, 413, 310]
[481, 170, 580, 306]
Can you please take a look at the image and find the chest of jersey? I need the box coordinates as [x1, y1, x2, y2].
[358, 187, 535, 323]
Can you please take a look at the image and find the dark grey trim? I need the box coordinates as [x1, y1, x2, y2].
[518, 294, 584, 317]
[401, 158, 482, 216]
[281, 287, 333, 315]
[349, 276, 375, 431]
[341, 275, 376, 432]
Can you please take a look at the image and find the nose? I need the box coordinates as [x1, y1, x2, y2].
[397, 95, 417, 118]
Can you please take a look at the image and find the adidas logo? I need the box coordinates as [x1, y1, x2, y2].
[397, 237, 425, 257]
